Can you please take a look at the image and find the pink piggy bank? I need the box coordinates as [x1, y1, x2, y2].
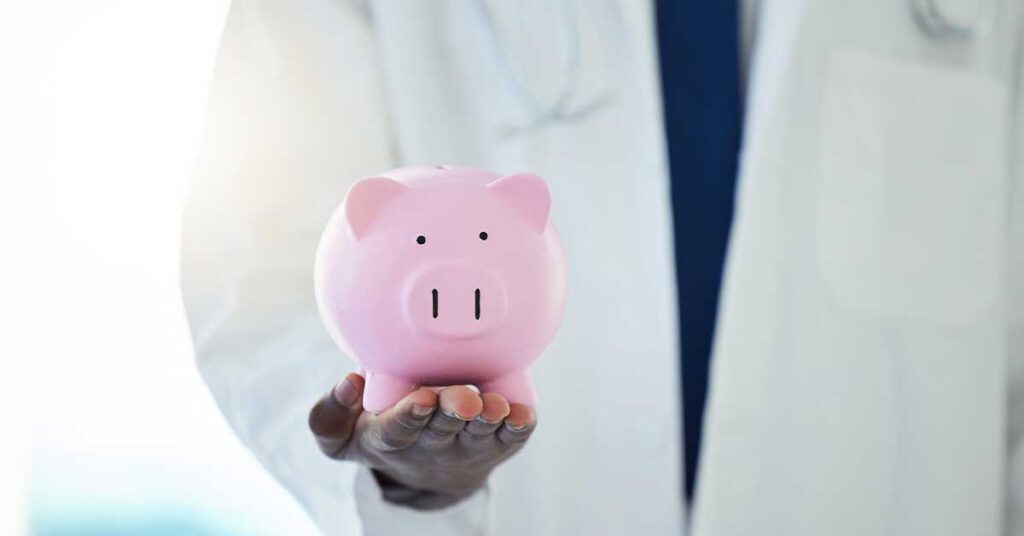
[314, 166, 567, 412]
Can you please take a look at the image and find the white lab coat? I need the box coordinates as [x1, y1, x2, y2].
[180, 1, 1024, 535]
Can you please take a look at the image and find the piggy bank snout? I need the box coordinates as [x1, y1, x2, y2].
[403, 262, 507, 339]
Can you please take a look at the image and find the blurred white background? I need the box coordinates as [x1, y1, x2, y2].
[2, 2, 320, 534]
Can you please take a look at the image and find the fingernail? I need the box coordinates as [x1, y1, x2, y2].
[475, 415, 499, 425]
[332, 378, 360, 408]
[507, 422, 528, 432]
[443, 410, 470, 421]
[412, 404, 435, 417]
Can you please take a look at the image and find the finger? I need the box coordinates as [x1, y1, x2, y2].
[309, 373, 366, 458]
[371, 388, 439, 451]
[497, 404, 537, 446]
[421, 385, 483, 447]
[460, 393, 510, 446]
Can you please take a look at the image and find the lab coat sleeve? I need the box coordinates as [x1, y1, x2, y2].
[180, 0, 491, 534]
[1009, 12, 1024, 535]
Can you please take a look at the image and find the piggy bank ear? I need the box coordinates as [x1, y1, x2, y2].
[486, 173, 551, 231]
[345, 177, 409, 238]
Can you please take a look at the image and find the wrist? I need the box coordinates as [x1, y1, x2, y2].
[372, 469, 484, 510]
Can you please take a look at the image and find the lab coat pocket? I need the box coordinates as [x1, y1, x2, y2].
[815, 49, 1007, 325]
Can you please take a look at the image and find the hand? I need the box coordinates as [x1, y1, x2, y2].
[309, 373, 538, 509]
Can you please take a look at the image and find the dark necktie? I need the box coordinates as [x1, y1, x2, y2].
[655, 0, 743, 502]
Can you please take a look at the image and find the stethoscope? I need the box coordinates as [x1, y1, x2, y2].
[471, 0, 612, 137]
[908, 0, 979, 40]
[476, 0, 978, 135]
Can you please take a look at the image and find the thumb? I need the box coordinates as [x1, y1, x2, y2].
[309, 373, 366, 459]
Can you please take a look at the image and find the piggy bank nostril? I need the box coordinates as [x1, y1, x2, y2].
[432, 289, 439, 319]
[475, 289, 481, 320]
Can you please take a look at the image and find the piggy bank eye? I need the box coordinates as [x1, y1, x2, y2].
[479, 231, 488, 241]
[416, 235, 426, 245]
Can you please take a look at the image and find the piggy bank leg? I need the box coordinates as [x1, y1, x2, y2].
[480, 372, 536, 406]
[362, 372, 415, 413]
